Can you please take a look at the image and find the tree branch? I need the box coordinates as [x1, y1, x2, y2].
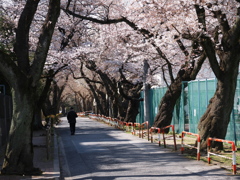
[194, 4, 206, 31]
[15, 0, 40, 74]
[190, 52, 206, 79]
[213, 10, 230, 35]
[174, 35, 189, 57]
[200, 35, 221, 78]
[162, 63, 170, 87]
[194, 5, 221, 78]
[229, 16, 240, 48]
[30, 0, 60, 86]
[62, 8, 126, 24]
[69, 66, 103, 84]
[151, 42, 174, 83]
[62, 6, 173, 83]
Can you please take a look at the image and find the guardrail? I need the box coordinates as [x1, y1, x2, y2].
[87, 114, 239, 175]
[88, 114, 148, 137]
[89, 114, 128, 130]
[133, 123, 141, 137]
[88, 114, 99, 121]
[207, 138, 237, 174]
[118, 120, 127, 130]
[112, 118, 120, 129]
[150, 125, 177, 150]
[126, 122, 134, 133]
[161, 125, 177, 150]
[181, 131, 200, 160]
[77, 112, 85, 117]
[150, 127, 161, 146]
[140, 121, 149, 141]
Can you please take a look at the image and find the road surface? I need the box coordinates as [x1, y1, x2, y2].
[56, 117, 239, 180]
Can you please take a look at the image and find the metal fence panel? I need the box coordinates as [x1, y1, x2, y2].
[137, 77, 240, 145]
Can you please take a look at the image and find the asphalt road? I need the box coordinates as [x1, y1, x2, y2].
[56, 117, 240, 180]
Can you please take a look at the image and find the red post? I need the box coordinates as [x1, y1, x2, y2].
[161, 125, 177, 150]
[181, 131, 184, 154]
[150, 127, 161, 145]
[181, 131, 201, 161]
[133, 123, 140, 136]
[208, 137, 237, 174]
[140, 121, 148, 140]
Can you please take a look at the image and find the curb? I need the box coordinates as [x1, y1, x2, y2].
[53, 133, 60, 180]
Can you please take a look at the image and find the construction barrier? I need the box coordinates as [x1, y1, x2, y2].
[119, 120, 124, 130]
[87, 114, 239, 175]
[89, 114, 147, 136]
[88, 114, 120, 130]
[112, 118, 120, 129]
[88, 114, 99, 121]
[133, 123, 141, 137]
[181, 131, 200, 160]
[126, 122, 134, 133]
[207, 138, 237, 175]
[150, 127, 161, 146]
[161, 125, 177, 150]
[77, 112, 84, 117]
[109, 117, 117, 127]
[140, 121, 149, 141]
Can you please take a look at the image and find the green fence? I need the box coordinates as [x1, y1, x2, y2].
[136, 87, 167, 127]
[185, 79, 217, 133]
[136, 78, 240, 145]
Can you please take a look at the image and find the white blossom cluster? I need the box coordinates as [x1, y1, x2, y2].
[1, 0, 239, 87]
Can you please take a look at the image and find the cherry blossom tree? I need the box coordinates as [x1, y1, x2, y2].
[122, 0, 240, 149]
[0, 0, 60, 175]
[62, 1, 240, 151]
[190, 1, 240, 150]
[43, 72, 70, 117]
[62, 0, 206, 128]
[72, 89, 93, 112]
[57, 1, 155, 120]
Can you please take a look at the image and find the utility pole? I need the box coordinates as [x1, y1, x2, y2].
[143, 59, 150, 123]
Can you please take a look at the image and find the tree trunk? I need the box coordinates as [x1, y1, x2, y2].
[124, 99, 140, 122]
[61, 105, 66, 115]
[0, 0, 60, 175]
[196, 7, 240, 150]
[117, 98, 128, 120]
[153, 76, 182, 129]
[111, 98, 119, 118]
[153, 52, 206, 129]
[33, 107, 44, 130]
[198, 70, 239, 150]
[1, 89, 40, 175]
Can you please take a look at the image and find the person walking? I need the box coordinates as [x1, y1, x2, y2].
[67, 107, 78, 135]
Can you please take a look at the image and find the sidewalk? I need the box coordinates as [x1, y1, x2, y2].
[0, 128, 60, 180]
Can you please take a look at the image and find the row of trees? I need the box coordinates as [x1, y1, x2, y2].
[62, 0, 240, 151]
[0, 0, 240, 175]
[0, 0, 62, 175]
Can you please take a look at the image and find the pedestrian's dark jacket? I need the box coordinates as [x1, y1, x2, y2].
[67, 110, 78, 123]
